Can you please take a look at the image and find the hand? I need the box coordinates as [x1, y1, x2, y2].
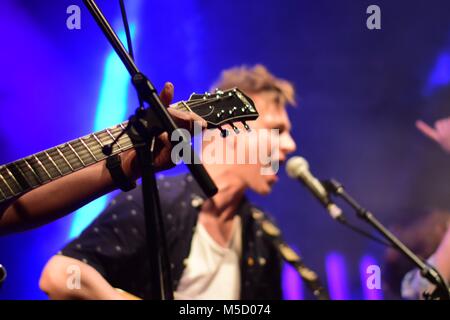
[121, 82, 207, 179]
[0, 82, 208, 236]
[416, 118, 450, 153]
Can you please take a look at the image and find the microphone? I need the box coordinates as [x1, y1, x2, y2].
[286, 156, 343, 220]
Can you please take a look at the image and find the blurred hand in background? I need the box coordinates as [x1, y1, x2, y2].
[416, 117, 450, 153]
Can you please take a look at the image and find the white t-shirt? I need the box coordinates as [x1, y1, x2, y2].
[174, 216, 242, 300]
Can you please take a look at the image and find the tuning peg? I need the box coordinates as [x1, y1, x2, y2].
[228, 107, 237, 116]
[242, 121, 251, 132]
[218, 126, 229, 138]
[241, 105, 253, 114]
[216, 110, 226, 119]
[229, 123, 240, 134]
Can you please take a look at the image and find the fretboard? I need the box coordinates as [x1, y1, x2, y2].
[0, 103, 188, 204]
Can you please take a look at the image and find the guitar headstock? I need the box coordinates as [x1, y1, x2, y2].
[182, 87, 259, 137]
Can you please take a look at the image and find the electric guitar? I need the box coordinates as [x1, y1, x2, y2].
[0, 88, 258, 205]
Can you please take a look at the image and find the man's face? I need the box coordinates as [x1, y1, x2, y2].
[233, 91, 297, 195]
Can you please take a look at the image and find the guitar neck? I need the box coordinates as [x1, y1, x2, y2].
[0, 101, 189, 205]
[0, 87, 259, 205]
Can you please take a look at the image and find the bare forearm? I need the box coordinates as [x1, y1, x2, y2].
[0, 161, 116, 235]
[0, 83, 204, 236]
[40, 255, 125, 300]
[45, 278, 124, 300]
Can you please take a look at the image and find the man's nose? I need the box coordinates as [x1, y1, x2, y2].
[279, 133, 297, 161]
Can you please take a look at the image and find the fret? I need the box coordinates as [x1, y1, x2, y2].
[65, 143, 86, 168]
[56, 146, 75, 171]
[90, 134, 108, 160]
[84, 136, 105, 160]
[110, 125, 122, 134]
[0, 90, 237, 206]
[44, 151, 63, 176]
[25, 156, 50, 183]
[114, 123, 133, 151]
[105, 128, 123, 151]
[117, 133, 132, 148]
[92, 133, 104, 148]
[36, 152, 59, 180]
[0, 169, 14, 195]
[79, 138, 98, 161]
[96, 131, 116, 153]
[15, 160, 40, 187]
[4, 166, 21, 192]
[48, 148, 72, 174]
[0, 179, 6, 199]
[24, 158, 43, 184]
[33, 155, 52, 181]
[0, 166, 20, 197]
[70, 140, 95, 166]
[118, 124, 132, 146]
[9, 162, 32, 191]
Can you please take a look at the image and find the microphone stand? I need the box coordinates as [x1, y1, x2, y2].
[323, 179, 450, 300]
[83, 0, 218, 300]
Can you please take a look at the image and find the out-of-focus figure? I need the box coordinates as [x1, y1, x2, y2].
[416, 117, 450, 154]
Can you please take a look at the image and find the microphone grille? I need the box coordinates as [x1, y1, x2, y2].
[286, 156, 309, 178]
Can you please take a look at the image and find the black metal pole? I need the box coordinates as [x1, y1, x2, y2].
[83, 0, 218, 299]
[83, 0, 218, 198]
[135, 136, 173, 299]
[324, 179, 450, 300]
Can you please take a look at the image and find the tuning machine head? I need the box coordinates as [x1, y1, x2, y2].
[218, 126, 229, 138]
[216, 109, 226, 119]
[242, 121, 251, 132]
[229, 122, 240, 134]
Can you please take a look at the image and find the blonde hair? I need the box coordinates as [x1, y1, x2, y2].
[211, 64, 296, 107]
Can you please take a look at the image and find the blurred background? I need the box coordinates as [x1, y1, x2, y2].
[1, 0, 450, 299]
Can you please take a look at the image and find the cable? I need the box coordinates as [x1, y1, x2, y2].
[337, 217, 395, 248]
[119, 0, 134, 60]
[118, 0, 144, 109]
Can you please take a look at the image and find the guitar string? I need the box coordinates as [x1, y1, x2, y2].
[0, 93, 246, 196]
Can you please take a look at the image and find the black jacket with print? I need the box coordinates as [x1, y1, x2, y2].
[61, 173, 283, 299]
